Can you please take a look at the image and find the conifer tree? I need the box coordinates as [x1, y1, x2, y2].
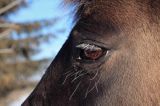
[0, 0, 58, 97]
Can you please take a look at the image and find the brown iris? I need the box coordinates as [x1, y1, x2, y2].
[78, 48, 106, 61]
[84, 49, 103, 60]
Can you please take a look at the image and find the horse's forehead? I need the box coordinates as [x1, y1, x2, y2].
[82, 1, 146, 20]
[75, 2, 140, 34]
[77, 0, 160, 25]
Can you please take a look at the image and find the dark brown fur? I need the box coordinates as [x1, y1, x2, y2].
[22, 0, 160, 106]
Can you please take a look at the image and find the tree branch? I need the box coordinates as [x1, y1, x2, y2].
[0, 23, 20, 39]
[0, 29, 13, 39]
[0, 48, 14, 54]
[0, 23, 18, 28]
[0, 0, 23, 15]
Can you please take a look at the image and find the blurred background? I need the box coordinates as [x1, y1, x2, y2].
[0, 0, 74, 105]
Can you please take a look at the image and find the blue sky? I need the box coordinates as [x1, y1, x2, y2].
[8, 0, 74, 60]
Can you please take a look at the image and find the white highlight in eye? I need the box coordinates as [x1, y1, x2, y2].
[76, 56, 82, 60]
[76, 43, 102, 51]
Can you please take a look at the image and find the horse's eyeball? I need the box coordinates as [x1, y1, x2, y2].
[76, 43, 107, 61]
[83, 49, 103, 60]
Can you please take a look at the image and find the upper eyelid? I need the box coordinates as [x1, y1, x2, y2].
[76, 39, 111, 49]
[76, 43, 102, 51]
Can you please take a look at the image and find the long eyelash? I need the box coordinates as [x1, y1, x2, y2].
[76, 43, 102, 51]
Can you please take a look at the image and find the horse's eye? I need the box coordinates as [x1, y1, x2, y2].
[76, 43, 107, 61]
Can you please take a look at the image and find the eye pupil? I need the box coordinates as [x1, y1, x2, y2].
[84, 49, 103, 60]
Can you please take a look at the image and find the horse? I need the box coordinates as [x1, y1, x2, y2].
[22, 0, 160, 105]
